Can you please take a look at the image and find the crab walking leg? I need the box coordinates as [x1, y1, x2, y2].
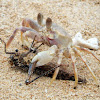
[50, 50, 64, 85]
[22, 33, 31, 48]
[21, 19, 30, 44]
[0, 38, 15, 54]
[22, 18, 40, 31]
[22, 31, 38, 48]
[75, 46, 100, 62]
[6, 27, 32, 48]
[74, 48, 99, 86]
[21, 19, 31, 44]
[22, 33, 38, 49]
[21, 19, 30, 43]
[7, 26, 42, 48]
[70, 51, 78, 89]
[21, 32, 24, 42]
[22, 13, 44, 31]
[49, 67, 60, 85]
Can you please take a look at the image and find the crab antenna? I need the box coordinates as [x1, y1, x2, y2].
[0, 38, 15, 54]
[46, 17, 52, 31]
[37, 13, 43, 26]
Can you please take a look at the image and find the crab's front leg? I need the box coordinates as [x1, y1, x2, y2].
[50, 49, 64, 85]
[70, 50, 78, 89]
[25, 45, 58, 85]
[6, 26, 42, 49]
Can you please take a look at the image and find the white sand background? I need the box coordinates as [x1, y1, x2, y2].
[0, 0, 100, 100]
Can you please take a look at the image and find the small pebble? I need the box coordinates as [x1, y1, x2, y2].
[19, 83, 22, 86]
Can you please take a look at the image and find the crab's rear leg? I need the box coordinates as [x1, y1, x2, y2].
[0, 38, 15, 54]
[74, 48, 99, 86]
[70, 51, 78, 89]
[76, 46, 100, 62]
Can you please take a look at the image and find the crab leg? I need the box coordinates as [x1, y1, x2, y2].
[22, 13, 43, 30]
[21, 20, 29, 42]
[0, 38, 15, 54]
[22, 30, 44, 49]
[50, 49, 64, 85]
[22, 36, 30, 49]
[22, 19, 39, 32]
[20, 38, 42, 59]
[74, 48, 99, 86]
[6, 27, 32, 48]
[70, 51, 78, 89]
[6, 27, 41, 48]
[75, 46, 100, 62]
[21, 20, 30, 45]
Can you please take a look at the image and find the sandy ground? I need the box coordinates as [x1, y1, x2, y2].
[0, 0, 100, 100]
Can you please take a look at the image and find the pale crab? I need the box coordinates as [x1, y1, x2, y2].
[6, 13, 100, 88]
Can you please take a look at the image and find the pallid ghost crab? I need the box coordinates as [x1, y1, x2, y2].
[6, 13, 100, 89]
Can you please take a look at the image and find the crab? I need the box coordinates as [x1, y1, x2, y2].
[0, 38, 87, 86]
[6, 13, 100, 88]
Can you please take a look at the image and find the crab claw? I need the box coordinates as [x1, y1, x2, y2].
[25, 45, 58, 84]
[25, 61, 37, 85]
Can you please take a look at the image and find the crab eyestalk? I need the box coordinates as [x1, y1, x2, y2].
[46, 17, 52, 31]
[37, 13, 43, 26]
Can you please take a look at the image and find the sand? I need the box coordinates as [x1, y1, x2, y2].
[0, 0, 100, 100]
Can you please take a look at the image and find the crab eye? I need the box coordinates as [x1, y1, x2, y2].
[46, 18, 52, 30]
[15, 49, 18, 52]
